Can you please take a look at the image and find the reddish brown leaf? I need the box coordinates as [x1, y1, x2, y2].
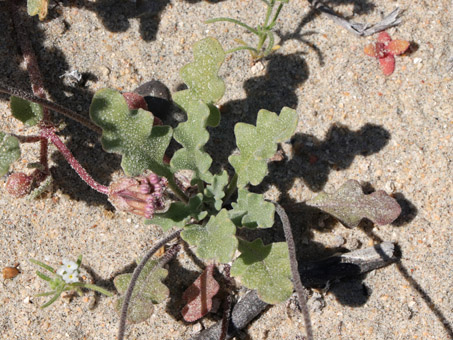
[122, 92, 148, 110]
[364, 44, 377, 57]
[377, 31, 392, 44]
[379, 54, 396, 75]
[181, 264, 220, 322]
[387, 40, 410, 56]
[375, 42, 388, 58]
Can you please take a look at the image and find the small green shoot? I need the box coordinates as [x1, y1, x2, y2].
[30, 256, 112, 308]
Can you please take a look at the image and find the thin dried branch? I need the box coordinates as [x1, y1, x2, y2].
[274, 202, 313, 340]
[0, 83, 102, 134]
[308, 1, 402, 36]
[117, 228, 182, 340]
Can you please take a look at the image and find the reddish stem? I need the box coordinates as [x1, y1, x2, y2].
[42, 127, 109, 195]
[7, 1, 108, 196]
[9, 1, 50, 176]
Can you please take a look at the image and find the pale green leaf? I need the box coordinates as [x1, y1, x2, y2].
[229, 107, 298, 187]
[203, 170, 229, 211]
[114, 259, 169, 324]
[89, 88, 172, 177]
[230, 189, 274, 228]
[181, 209, 237, 263]
[0, 132, 21, 176]
[171, 90, 213, 183]
[27, 0, 48, 20]
[231, 239, 292, 304]
[146, 194, 207, 231]
[180, 37, 226, 103]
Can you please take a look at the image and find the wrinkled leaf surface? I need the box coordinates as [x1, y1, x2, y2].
[229, 189, 274, 229]
[182, 209, 237, 263]
[229, 107, 298, 187]
[89, 88, 172, 177]
[306, 179, 401, 227]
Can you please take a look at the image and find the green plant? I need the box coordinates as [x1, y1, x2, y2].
[206, 0, 288, 59]
[0, 31, 402, 340]
[30, 256, 112, 308]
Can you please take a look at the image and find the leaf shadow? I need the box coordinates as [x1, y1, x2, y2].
[255, 123, 391, 198]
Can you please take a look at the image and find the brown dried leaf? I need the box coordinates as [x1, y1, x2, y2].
[181, 264, 220, 322]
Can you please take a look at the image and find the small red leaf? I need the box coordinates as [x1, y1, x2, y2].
[379, 54, 396, 75]
[387, 40, 410, 56]
[181, 264, 220, 322]
[377, 31, 392, 44]
[122, 92, 148, 111]
[122, 92, 163, 126]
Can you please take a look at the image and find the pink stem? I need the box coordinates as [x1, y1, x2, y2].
[42, 127, 109, 195]
[9, 1, 50, 176]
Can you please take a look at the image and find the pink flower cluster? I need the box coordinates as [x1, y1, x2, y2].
[108, 172, 167, 219]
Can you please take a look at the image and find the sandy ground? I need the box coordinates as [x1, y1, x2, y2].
[0, 0, 452, 339]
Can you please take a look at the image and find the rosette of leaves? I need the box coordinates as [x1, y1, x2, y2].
[144, 36, 299, 303]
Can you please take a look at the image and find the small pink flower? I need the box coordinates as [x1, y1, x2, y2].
[364, 31, 410, 75]
[108, 172, 167, 219]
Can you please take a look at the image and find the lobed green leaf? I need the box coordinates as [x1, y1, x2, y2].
[146, 194, 207, 231]
[114, 259, 169, 324]
[229, 107, 298, 187]
[171, 91, 214, 183]
[89, 88, 172, 177]
[181, 209, 237, 263]
[170, 38, 226, 182]
[203, 170, 229, 211]
[306, 179, 402, 227]
[179, 37, 226, 104]
[0, 132, 21, 177]
[229, 188, 275, 229]
[231, 239, 293, 304]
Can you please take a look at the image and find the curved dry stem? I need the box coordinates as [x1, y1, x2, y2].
[0, 83, 102, 134]
[117, 228, 182, 340]
[274, 202, 313, 340]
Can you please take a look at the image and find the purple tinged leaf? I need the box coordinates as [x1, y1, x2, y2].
[181, 264, 220, 322]
[306, 180, 401, 228]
